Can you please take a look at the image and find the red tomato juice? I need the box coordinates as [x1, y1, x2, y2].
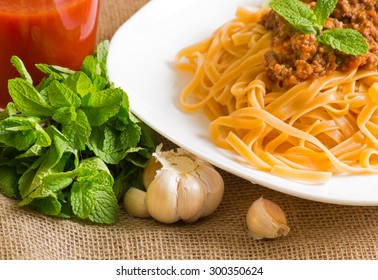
[0, 0, 100, 107]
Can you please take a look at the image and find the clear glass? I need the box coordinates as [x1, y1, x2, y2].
[0, 0, 100, 107]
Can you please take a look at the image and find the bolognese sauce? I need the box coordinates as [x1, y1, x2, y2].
[260, 0, 378, 88]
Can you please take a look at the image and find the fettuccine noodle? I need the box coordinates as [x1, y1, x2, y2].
[175, 7, 378, 183]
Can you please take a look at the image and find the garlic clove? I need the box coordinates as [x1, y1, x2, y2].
[246, 197, 290, 240]
[123, 187, 150, 218]
[145, 169, 180, 223]
[195, 164, 224, 217]
[177, 173, 206, 222]
[143, 157, 162, 190]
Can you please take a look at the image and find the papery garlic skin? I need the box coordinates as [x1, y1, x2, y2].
[246, 197, 290, 240]
[177, 173, 206, 222]
[123, 187, 150, 218]
[146, 169, 180, 223]
[196, 164, 224, 217]
[144, 145, 224, 224]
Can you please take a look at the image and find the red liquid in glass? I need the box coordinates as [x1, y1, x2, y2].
[0, 0, 100, 107]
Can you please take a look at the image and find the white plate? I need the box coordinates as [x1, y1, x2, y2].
[107, 0, 378, 206]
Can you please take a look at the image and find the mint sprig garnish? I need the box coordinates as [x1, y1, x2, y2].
[269, 0, 319, 34]
[269, 0, 369, 56]
[317, 28, 369, 56]
[313, 0, 338, 27]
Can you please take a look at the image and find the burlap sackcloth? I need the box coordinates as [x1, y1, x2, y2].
[1, 0, 378, 260]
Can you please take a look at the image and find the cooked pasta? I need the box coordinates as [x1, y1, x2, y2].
[175, 6, 378, 183]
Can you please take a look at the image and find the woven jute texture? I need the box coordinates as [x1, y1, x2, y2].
[1, 0, 378, 260]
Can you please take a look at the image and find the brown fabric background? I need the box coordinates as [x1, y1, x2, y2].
[1, 0, 378, 260]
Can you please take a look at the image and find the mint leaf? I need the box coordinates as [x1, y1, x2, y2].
[0, 116, 50, 150]
[18, 126, 71, 199]
[35, 64, 75, 78]
[57, 193, 72, 218]
[62, 109, 91, 150]
[15, 144, 44, 159]
[35, 72, 65, 91]
[114, 92, 132, 125]
[44, 81, 81, 108]
[0, 103, 18, 120]
[95, 40, 110, 67]
[70, 157, 118, 224]
[0, 166, 20, 199]
[20, 162, 76, 216]
[103, 123, 141, 153]
[87, 122, 142, 165]
[18, 150, 76, 211]
[0, 118, 36, 151]
[28, 196, 62, 216]
[81, 88, 124, 126]
[70, 176, 119, 224]
[81, 56, 108, 91]
[119, 123, 142, 148]
[52, 106, 77, 124]
[42, 172, 75, 193]
[87, 134, 128, 164]
[88, 186, 119, 224]
[11, 56, 33, 84]
[314, 0, 338, 27]
[70, 180, 97, 219]
[8, 78, 54, 117]
[76, 157, 112, 176]
[317, 28, 369, 55]
[138, 122, 158, 153]
[64, 72, 94, 98]
[269, 0, 318, 34]
[81, 40, 110, 90]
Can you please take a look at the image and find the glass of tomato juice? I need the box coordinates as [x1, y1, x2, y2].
[0, 0, 100, 108]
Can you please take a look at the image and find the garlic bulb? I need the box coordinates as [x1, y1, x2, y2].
[123, 187, 150, 218]
[143, 145, 224, 223]
[246, 197, 290, 240]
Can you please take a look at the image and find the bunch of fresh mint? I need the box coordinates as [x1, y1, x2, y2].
[269, 0, 369, 56]
[0, 41, 157, 224]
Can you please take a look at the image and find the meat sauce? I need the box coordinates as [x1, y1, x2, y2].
[260, 0, 378, 88]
